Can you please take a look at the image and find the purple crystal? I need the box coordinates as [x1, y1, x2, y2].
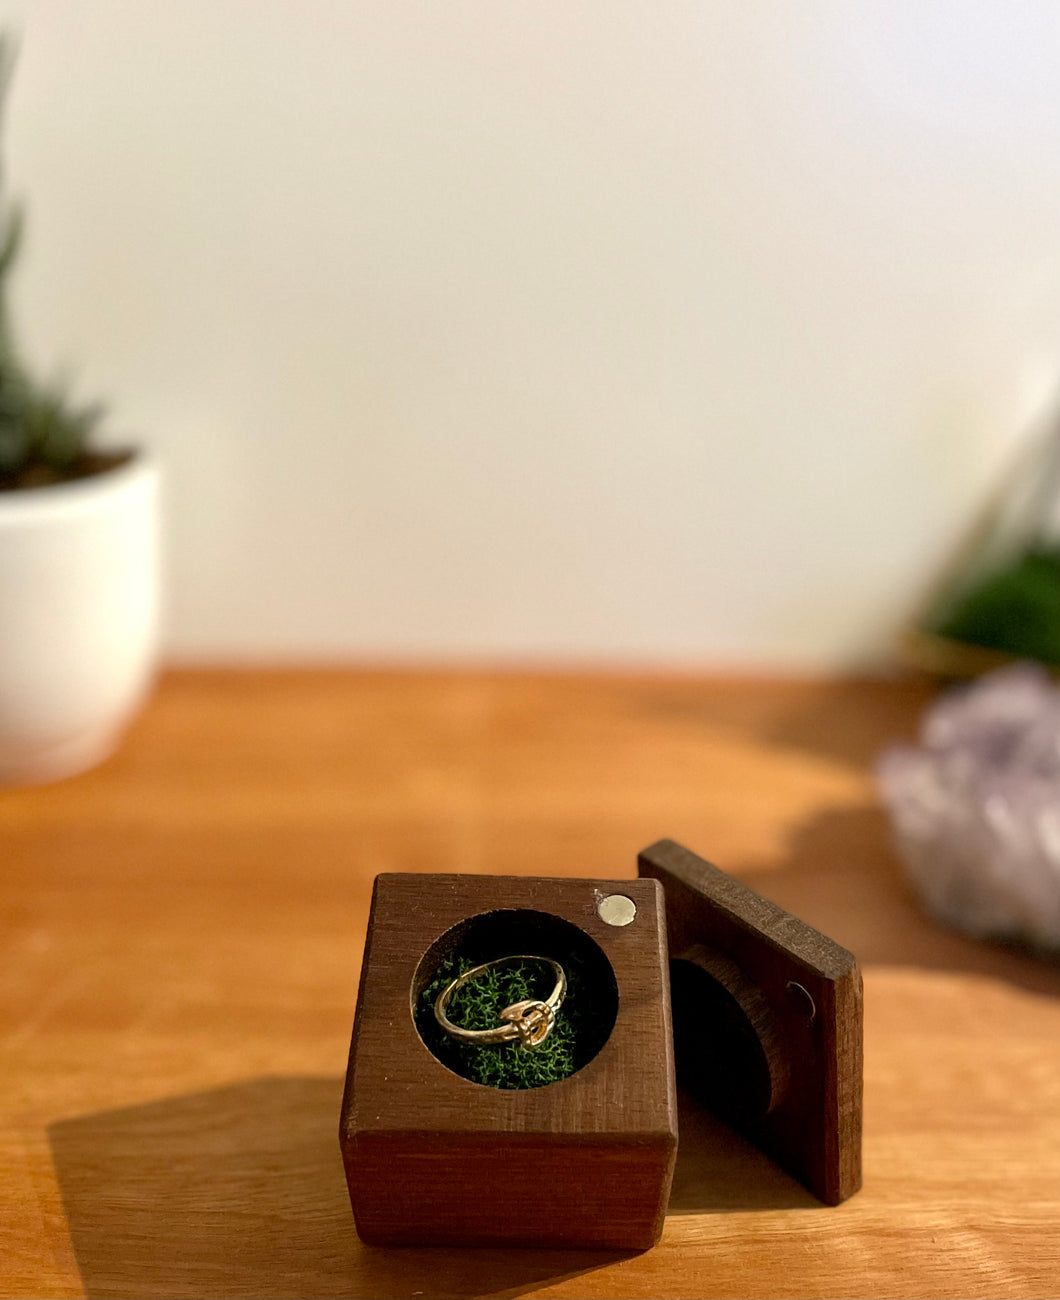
[877, 663, 1060, 949]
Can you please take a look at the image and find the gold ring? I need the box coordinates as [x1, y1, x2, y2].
[434, 955, 566, 1050]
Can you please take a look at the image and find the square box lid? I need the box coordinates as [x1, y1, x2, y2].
[639, 838, 863, 1205]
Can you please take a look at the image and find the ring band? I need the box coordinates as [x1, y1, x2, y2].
[434, 955, 567, 1049]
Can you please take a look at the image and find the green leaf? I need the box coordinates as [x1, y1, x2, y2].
[0, 203, 23, 279]
[0, 31, 108, 484]
[0, 417, 27, 472]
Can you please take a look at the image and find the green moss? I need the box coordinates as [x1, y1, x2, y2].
[932, 546, 1060, 665]
[418, 955, 583, 1089]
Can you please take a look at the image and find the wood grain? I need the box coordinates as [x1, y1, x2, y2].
[340, 873, 676, 1249]
[2, 668, 1059, 1298]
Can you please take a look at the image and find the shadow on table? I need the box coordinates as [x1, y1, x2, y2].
[639, 674, 1060, 997]
[758, 675, 938, 768]
[49, 1073, 825, 1299]
[740, 805, 1060, 1000]
[667, 1089, 817, 1214]
[49, 1076, 625, 1300]
[635, 674, 937, 771]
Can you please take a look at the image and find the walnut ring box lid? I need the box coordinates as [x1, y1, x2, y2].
[638, 838, 863, 1205]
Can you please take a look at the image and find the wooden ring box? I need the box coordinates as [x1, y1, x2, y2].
[339, 839, 862, 1250]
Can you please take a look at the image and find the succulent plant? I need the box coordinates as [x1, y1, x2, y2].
[0, 34, 108, 489]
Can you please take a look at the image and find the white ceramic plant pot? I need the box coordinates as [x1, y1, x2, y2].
[0, 453, 160, 784]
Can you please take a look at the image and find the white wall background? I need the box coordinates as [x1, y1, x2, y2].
[5, 1, 1060, 669]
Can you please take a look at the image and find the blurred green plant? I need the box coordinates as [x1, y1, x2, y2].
[0, 33, 107, 490]
[931, 546, 1060, 666]
[913, 401, 1060, 673]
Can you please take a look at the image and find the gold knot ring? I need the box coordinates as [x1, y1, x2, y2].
[434, 955, 567, 1050]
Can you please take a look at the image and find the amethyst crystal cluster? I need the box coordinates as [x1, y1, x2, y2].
[877, 664, 1060, 950]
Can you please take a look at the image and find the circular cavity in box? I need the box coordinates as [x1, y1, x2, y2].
[670, 943, 790, 1123]
[411, 908, 619, 1090]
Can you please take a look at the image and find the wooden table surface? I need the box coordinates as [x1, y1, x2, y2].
[3, 669, 1059, 1300]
